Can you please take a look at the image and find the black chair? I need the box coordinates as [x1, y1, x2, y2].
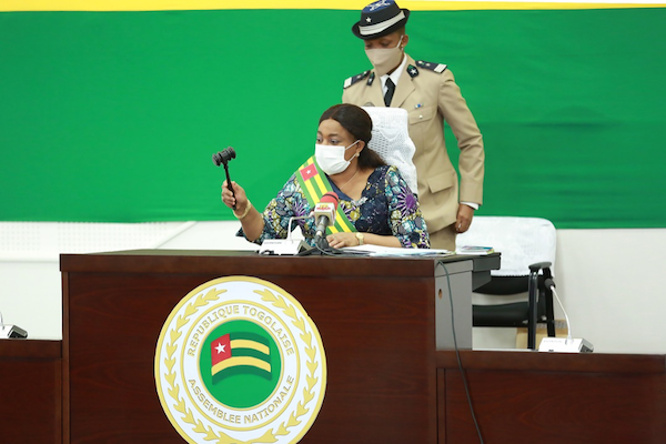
[473, 261, 556, 349]
[457, 216, 558, 349]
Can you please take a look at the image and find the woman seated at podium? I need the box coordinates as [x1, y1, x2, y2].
[221, 103, 430, 249]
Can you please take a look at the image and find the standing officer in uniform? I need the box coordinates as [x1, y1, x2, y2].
[342, 0, 484, 251]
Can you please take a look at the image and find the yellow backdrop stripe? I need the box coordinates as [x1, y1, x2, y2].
[2, 0, 664, 12]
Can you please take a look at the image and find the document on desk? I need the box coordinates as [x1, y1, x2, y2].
[342, 245, 454, 257]
[455, 245, 495, 255]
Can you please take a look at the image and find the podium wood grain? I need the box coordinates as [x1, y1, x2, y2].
[436, 350, 666, 443]
[62, 251, 442, 443]
[0, 340, 62, 443]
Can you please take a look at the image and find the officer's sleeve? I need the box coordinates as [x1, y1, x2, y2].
[438, 69, 485, 205]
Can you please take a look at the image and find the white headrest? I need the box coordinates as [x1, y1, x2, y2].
[362, 107, 418, 193]
[457, 216, 557, 276]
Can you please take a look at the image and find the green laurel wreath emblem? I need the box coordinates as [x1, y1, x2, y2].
[160, 283, 322, 443]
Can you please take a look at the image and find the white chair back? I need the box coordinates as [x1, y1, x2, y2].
[457, 216, 556, 276]
[362, 107, 418, 192]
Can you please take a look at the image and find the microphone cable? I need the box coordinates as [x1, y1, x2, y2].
[545, 279, 573, 344]
[436, 260, 485, 444]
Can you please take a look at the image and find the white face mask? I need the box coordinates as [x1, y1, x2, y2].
[315, 140, 360, 175]
[364, 36, 404, 76]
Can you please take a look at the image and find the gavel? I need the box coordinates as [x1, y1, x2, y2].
[212, 147, 237, 209]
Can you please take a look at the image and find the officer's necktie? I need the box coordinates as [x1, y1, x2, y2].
[384, 78, 395, 107]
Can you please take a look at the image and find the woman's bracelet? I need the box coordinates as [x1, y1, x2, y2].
[233, 200, 253, 220]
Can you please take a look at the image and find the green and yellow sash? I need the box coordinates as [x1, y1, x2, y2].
[295, 156, 356, 235]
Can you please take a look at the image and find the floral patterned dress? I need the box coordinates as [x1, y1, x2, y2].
[240, 165, 430, 248]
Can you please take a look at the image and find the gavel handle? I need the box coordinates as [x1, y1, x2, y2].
[223, 162, 236, 210]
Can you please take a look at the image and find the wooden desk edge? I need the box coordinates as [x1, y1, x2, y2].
[436, 349, 666, 374]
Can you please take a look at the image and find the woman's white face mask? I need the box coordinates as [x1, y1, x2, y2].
[364, 36, 404, 76]
[315, 140, 360, 175]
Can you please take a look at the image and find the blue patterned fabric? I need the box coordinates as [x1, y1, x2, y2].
[239, 165, 430, 248]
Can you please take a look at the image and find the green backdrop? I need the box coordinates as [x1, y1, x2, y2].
[1, 8, 665, 228]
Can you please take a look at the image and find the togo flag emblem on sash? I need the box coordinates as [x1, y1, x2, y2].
[296, 156, 356, 235]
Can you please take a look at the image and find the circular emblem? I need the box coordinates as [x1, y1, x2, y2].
[155, 276, 327, 443]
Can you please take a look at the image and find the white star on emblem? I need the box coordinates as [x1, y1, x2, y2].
[366, 17, 372, 23]
[215, 343, 226, 354]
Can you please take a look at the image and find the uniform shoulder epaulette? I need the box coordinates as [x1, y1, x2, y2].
[415, 60, 448, 74]
[343, 70, 371, 89]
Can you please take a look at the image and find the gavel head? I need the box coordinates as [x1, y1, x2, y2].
[212, 147, 236, 166]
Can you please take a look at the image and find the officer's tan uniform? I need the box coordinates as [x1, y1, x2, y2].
[342, 54, 484, 250]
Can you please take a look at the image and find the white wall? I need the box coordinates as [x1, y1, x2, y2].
[0, 221, 256, 339]
[554, 229, 665, 354]
[1, 222, 664, 354]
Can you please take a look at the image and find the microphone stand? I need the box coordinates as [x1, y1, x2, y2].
[297, 236, 342, 256]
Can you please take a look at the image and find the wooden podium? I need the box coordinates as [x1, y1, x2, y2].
[60, 250, 498, 443]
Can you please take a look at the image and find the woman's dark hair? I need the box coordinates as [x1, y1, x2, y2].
[319, 104, 386, 169]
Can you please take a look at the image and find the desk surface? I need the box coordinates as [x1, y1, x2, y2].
[60, 249, 501, 277]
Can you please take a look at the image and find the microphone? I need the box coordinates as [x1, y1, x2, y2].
[212, 147, 237, 209]
[259, 213, 314, 255]
[0, 311, 28, 339]
[314, 192, 339, 244]
[538, 277, 594, 353]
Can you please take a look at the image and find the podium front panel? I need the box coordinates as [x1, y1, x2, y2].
[61, 251, 484, 443]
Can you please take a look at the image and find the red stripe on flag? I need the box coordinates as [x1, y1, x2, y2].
[299, 163, 318, 182]
[211, 334, 232, 367]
